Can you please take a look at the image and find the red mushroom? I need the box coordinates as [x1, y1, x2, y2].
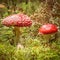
[2, 14, 32, 46]
[39, 24, 58, 34]
[38, 24, 58, 43]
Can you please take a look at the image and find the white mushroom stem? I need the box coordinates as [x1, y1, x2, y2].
[13, 27, 21, 46]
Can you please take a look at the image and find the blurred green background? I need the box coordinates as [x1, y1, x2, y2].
[0, 0, 60, 60]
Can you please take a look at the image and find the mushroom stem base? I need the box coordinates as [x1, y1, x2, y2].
[42, 34, 51, 46]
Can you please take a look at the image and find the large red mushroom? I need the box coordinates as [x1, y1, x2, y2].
[38, 24, 58, 42]
[2, 14, 32, 46]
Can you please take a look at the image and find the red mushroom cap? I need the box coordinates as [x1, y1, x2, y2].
[2, 14, 32, 27]
[39, 24, 58, 34]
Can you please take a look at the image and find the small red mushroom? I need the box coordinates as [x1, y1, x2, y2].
[39, 24, 58, 34]
[38, 24, 58, 42]
[2, 14, 32, 46]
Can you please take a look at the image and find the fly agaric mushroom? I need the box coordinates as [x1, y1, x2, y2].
[38, 24, 58, 42]
[2, 14, 32, 46]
